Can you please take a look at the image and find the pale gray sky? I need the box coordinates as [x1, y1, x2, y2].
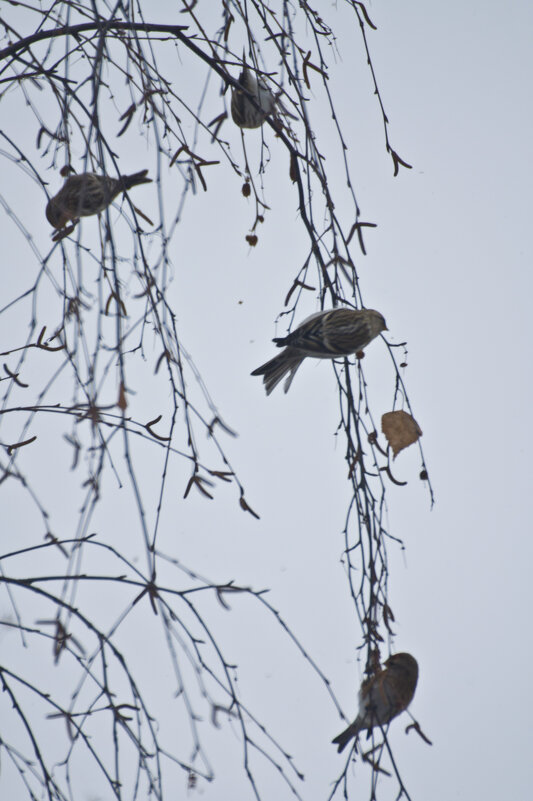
[1, 2, 532, 800]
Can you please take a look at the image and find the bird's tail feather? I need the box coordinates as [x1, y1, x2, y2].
[331, 721, 361, 754]
[122, 170, 152, 190]
[251, 351, 302, 395]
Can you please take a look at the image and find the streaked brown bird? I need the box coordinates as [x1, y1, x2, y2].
[332, 652, 419, 753]
[231, 63, 276, 129]
[46, 170, 152, 229]
[251, 307, 387, 395]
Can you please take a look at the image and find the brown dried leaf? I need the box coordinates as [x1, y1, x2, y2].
[382, 603, 395, 634]
[169, 145, 185, 167]
[117, 103, 136, 137]
[390, 148, 412, 177]
[145, 415, 171, 442]
[132, 205, 154, 226]
[284, 278, 316, 307]
[381, 410, 422, 459]
[239, 495, 260, 520]
[289, 151, 298, 183]
[117, 382, 128, 411]
[6, 435, 37, 456]
[355, 2, 378, 30]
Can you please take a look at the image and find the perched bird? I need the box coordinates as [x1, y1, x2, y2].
[251, 307, 387, 395]
[230, 62, 277, 129]
[46, 170, 152, 229]
[332, 652, 419, 753]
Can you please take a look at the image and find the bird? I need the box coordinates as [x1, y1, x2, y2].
[251, 307, 387, 395]
[230, 62, 277, 129]
[46, 170, 152, 229]
[332, 652, 419, 753]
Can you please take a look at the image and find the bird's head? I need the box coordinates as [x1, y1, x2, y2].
[45, 198, 68, 229]
[384, 652, 418, 679]
[366, 309, 388, 335]
[237, 52, 258, 93]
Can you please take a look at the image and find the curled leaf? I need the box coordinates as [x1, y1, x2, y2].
[144, 415, 171, 442]
[289, 151, 298, 183]
[117, 103, 136, 137]
[239, 495, 260, 520]
[405, 720, 433, 745]
[390, 148, 412, 177]
[3, 363, 29, 388]
[184, 474, 214, 500]
[382, 603, 395, 634]
[381, 410, 422, 458]
[6, 435, 37, 456]
[355, 2, 378, 30]
[284, 278, 316, 307]
[117, 382, 128, 411]
[132, 205, 154, 226]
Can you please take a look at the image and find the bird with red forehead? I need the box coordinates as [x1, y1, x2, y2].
[46, 170, 152, 230]
[332, 652, 419, 753]
[251, 307, 387, 395]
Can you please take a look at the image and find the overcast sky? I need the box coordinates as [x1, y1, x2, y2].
[1, 2, 532, 800]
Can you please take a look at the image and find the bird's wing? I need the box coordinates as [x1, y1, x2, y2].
[371, 672, 405, 722]
[281, 311, 337, 354]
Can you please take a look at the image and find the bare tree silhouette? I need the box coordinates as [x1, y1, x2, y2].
[0, 2, 432, 800]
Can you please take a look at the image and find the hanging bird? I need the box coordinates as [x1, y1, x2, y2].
[251, 307, 387, 395]
[230, 62, 277, 129]
[46, 170, 152, 229]
[332, 653, 419, 753]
